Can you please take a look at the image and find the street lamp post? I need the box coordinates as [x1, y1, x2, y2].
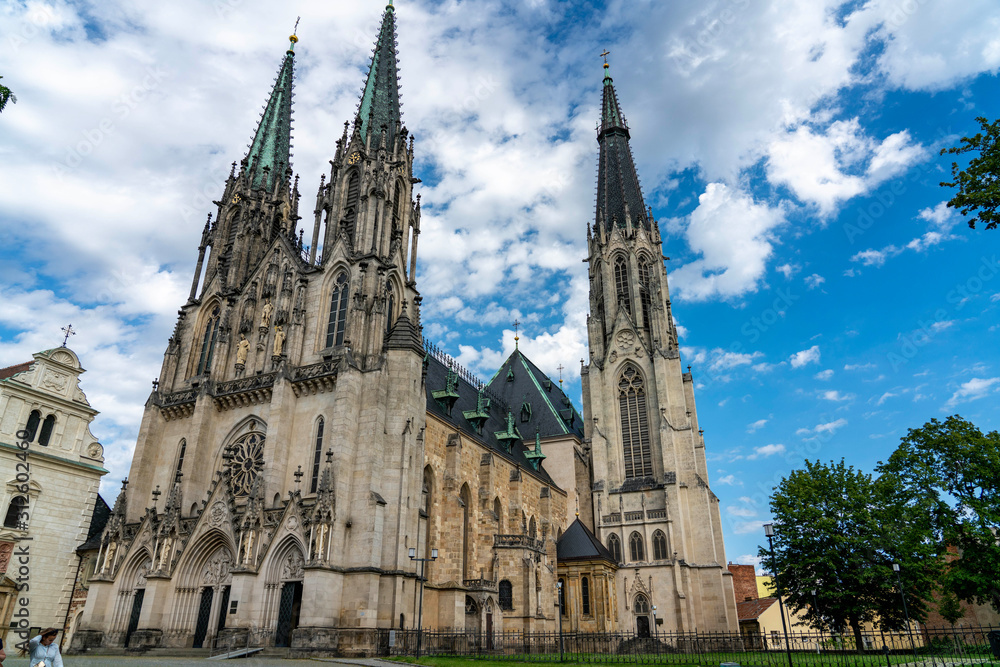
[652, 605, 658, 646]
[557, 580, 565, 662]
[409, 547, 438, 659]
[764, 523, 795, 667]
[892, 563, 918, 664]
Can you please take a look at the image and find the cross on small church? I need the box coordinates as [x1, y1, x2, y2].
[61, 323, 75, 347]
[513, 319, 521, 349]
[557, 364, 565, 386]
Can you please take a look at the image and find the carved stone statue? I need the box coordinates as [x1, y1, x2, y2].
[273, 326, 285, 357]
[158, 537, 173, 570]
[235, 334, 250, 365]
[102, 541, 117, 572]
[260, 300, 274, 328]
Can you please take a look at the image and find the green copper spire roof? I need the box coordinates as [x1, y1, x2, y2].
[357, 2, 402, 147]
[596, 61, 648, 232]
[246, 35, 296, 190]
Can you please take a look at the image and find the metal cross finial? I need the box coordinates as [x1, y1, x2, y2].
[557, 364, 565, 386]
[326, 449, 334, 464]
[601, 49, 611, 63]
[121, 478, 129, 492]
[513, 319, 521, 349]
[293, 16, 300, 35]
[61, 324, 76, 347]
[151, 485, 162, 507]
[293, 465, 304, 487]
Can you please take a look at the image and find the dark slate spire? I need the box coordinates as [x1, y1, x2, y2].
[596, 61, 648, 232]
[246, 34, 297, 189]
[357, 2, 402, 147]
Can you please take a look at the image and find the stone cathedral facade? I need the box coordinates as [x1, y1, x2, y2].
[73, 3, 735, 656]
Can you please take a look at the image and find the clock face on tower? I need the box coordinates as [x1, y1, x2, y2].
[348, 151, 361, 165]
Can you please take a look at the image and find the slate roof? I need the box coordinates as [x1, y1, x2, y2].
[557, 517, 617, 564]
[77, 494, 111, 552]
[484, 349, 585, 440]
[0, 361, 32, 381]
[423, 351, 559, 488]
[596, 62, 649, 233]
[737, 597, 777, 621]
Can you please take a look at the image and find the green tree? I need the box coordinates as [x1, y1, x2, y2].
[940, 116, 1000, 229]
[0, 76, 15, 113]
[877, 416, 1000, 612]
[761, 460, 940, 650]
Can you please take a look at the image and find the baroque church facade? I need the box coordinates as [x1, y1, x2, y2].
[73, 2, 735, 655]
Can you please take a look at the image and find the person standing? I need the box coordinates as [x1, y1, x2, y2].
[26, 628, 62, 667]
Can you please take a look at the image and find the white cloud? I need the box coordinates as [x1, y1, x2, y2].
[804, 273, 825, 289]
[747, 443, 786, 460]
[777, 263, 800, 279]
[876, 391, 897, 406]
[814, 369, 834, 380]
[726, 503, 755, 516]
[718, 475, 743, 487]
[747, 418, 768, 434]
[919, 202, 959, 232]
[820, 390, 853, 402]
[945, 377, 1000, 408]
[789, 345, 820, 368]
[798, 418, 848, 438]
[710, 349, 764, 372]
[668, 183, 785, 302]
[845, 362, 876, 371]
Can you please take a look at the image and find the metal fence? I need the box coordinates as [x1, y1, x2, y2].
[383, 626, 1000, 667]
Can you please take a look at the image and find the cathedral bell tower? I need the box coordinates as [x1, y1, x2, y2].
[581, 60, 737, 633]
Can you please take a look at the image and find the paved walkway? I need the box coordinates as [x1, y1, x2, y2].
[2, 657, 314, 665]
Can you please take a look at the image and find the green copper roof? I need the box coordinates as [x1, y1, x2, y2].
[596, 63, 648, 232]
[247, 43, 295, 190]
[357, 3, 402, 147]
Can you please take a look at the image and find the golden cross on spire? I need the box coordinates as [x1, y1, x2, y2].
[600, 49, 611, 63]
[557, 363, 564, 386]
[289, 17, 300, 48]
[513, 319, 521, 349]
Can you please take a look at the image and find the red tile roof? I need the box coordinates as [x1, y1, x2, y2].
[0, 361, 32, 381]
[737, 597, 777, 621]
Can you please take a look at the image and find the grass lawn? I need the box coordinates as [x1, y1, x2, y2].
[386, 653, 1000, 667]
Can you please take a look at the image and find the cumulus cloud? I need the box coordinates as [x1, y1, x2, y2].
[814, 369, 834, 380]
[747, 443, 786, 460]
[789, 345, 821, 368]
[717, 475, 743, 487]
[746, 419, 768, 433]
[798, 418, 848, 438]
[668, 183, 785, 302]
[945, 377, 1000, 408]
[820, 390, 853, 402]
[805, 274, 825, 290]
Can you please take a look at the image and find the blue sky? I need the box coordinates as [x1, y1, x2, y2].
[1, 0, 999, 569]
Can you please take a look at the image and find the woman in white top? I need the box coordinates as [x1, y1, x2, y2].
[26, 628, 62, 667]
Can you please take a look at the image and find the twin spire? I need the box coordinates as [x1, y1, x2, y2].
[245, 4, 404, 189]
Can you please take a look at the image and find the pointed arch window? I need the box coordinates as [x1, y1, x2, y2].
[499, 580, 513, 611]
[310, 417, 325, 494]
[3, 496, 27, 529]
[629, 531, 645, 562]
[23, 410, 41, 442]
[619, 365, 653, 479]
[652, 530, 668, 561]
[176, 439, 187, 476]
[342, 171, 360, 241]
[614, 255, 632, 318]
[38, 414, 56, 447]
[196, 306, 221, 376]
[638, 257, 653, 330]
[385, 281, 395, 334]
[392, 183, 403, 234]
[581, 576, 591, 615]
[326, 272, 349, 348]
[634, 594, 650, 614]
[608, 534, 622, 564]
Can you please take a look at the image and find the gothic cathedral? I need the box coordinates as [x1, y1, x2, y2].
[74, 3, 736, 656]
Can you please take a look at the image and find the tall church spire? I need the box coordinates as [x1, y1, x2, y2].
[246, 34, 297, 190]
[357, 2, 402, 147]
[596, 61, 648, 232]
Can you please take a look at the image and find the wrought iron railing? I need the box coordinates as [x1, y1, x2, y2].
[493, 534, 544, 550]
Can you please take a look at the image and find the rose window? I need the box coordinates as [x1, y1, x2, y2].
[227, 430, 265, 496]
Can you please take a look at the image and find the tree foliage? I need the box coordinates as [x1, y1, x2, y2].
[940, 116, 1000, 230]
[761, 459, 940, 649]
[877, 415, 1000, 612]
[0, 76, 15, 113]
